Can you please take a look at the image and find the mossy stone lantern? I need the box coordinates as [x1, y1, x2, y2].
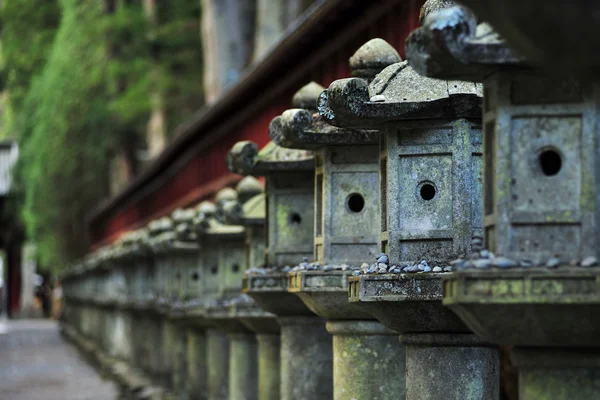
[319, 28, 497, 398]
[405, 2, 600, 399]
[271, 40, 410, 400]
[201, 181, 266, 400]
[228, 139, 321, 400]
[165, 207, 202, 399]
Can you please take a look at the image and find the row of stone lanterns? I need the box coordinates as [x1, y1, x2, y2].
[62, 1, 599, 398]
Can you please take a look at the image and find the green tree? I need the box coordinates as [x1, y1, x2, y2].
[5, 0, 204, 271]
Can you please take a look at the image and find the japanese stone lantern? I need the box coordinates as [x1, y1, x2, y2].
[271, 40, 409, 400]
[227, 136, 323, 400]
[405, 1, 600, 399]
[319, 29, 493, 398]
[163, 207, 202, 399]
[146, 216, 179, 390]
[200, 181, 265, 400]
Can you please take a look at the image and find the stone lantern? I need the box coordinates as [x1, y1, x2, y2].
[162, 207, 202, 399]
[227, 134, 324, 400]
[318, 29, 494, 398]
[200, 180, 270, 400]
[404, 2, 600, 399]
[146, 216, 179, 390]
[271, 40, 410, 400]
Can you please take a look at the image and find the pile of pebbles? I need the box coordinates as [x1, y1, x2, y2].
[355, 253, 451, 275]
[452, 235, 599, 270]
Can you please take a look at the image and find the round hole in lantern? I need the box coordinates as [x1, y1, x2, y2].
[289, 212, 302, 225]
[538, 148, 562, 176]
[346, 193, 365, 213]
[419, 182, 437, 201]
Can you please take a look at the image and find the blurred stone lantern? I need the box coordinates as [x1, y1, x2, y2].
[199, 181, 267, 400]
[404, 1, 600, 399]
[162, 207, 201, 399]
[318, 28, 493, 398]
[147, 216, 179, 390]
[228, 136, 323, 400]
[271, 40, 410, 400]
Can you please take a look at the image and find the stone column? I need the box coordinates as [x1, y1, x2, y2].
[279, 316, 333, 400]
[327, 321, 406, 400]
[187, 327, 208, 400]
[256, 334, 280, 400]
[402, 333, 498, 400]
[207, 328, 230, 400]
[229, 332, 259, 400]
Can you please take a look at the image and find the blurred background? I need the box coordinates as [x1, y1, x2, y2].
[0, 0, 418, 321]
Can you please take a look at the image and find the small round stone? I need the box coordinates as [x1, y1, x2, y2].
[323, 265, 333, 272]
[376, 254, 389, 264]
[352, 270, 361, 276]
[545, 257, 560, 268]
[432, 266, 442, 272]
[491, 257, 518, 269]
[519, 259, 533, 268]
[473, 259, 492, 269]
[422, 266, 432, 272]
[403, 265, 420, 273]
[581, 256, 598, 268]
[443, 266, 453, 272]
[370, 94, 386, 103]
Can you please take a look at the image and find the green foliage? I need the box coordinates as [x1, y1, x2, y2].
[0, 0, 60, 139]
[19, 0, 112, 268]
[3, 0, 205, 271]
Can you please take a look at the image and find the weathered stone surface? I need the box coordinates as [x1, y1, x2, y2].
[207, 328, 230, 400]
[256, 334, 281, 400]
[349, 38, 402, 83]
[228, 333, 258, 400]
[242, 273, 315, 316]
[348, 273, 469, 333]
[319, 61, 481, 129]
[292, 81, 325, 110]
[405, 4, 524, 81]
[288, 271, 372, 319]
[512, 347, 600, 400]
[327, 321, 405, 400]
[444, 268, 600, 347]
[402, 333, 499, 400]
[186, 328, 208, 400]
[279, 317, 333, 400]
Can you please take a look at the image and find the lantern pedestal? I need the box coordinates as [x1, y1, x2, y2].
[289, 271, 406, 400]
[349, 273, 500, 400]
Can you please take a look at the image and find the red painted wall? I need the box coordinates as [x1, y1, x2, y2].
[92, 0, 423, 247]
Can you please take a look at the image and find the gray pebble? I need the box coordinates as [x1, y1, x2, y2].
[323, 265, 333, 272]
[403, 265, 420, 273]
[480, 249, 491, 259]
[367, 264, 377, 274]
[450, 259, 465, 268]
[352, 270, 361, 276]
[376, 254, 389, 264]
[491, 257, 518, 269]
[432, 266, 442, 272]
[519, 259, 533, 268]
[460, 260, 474, 270]
[422, 266, 432, 272]
[418, 260, 430, 271]
[545, 257, 560, 268]
[443, 266, 453, 272]
[474, 259, 492, 269]
[377, 267, 388, 274]
[581, 256, 598, 268]
[370, 94, 386, 102]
